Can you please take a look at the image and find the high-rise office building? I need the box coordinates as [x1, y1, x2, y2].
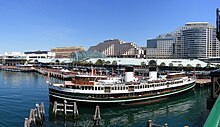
[145, 36, 175, 59]
[146, 22, 220, 59]
[183, 22, 219, 58]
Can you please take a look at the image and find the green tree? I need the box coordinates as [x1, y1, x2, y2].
[112, 60, 117, 65]
[206, 63, 211, 68]
[141, 61, 146, 68]
[160, 62, 166, 67]
[216, 64, 220, 68]
[95, 59, 104, 66]
[169, 63, 173, 67]
[196, 64, 201, 68]
[177, 64, 183, 70]
[186, 64, 193, 70]
[187, 64, 192, 67]
[105, 61, 111, 65]
[88, 61, 93, 66]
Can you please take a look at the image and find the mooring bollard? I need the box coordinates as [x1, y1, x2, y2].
[93, 105, 101, 126]
[147, 120, 152, 127]
[73, 102, 79, 119]
[53, 101, 58, 116]
[24, 118, 29, 127]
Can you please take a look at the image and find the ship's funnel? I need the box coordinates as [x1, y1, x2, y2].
[125, 66, 134, 82]
[148, 60, 157, 80]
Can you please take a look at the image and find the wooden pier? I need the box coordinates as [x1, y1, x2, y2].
[52, 100, 79, 119]
[35, 68, 76, 80]
[52, 100, 102, 126]
[196, 79, 211, 86]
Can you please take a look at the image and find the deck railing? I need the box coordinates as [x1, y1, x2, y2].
[204, 95, 220, 127]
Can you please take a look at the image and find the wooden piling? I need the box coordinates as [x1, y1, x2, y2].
[40, 102, 45, 120]
[64, 100, 67, 116]
[36, 103, 41, 120]
[53, 101, 58, 116]
[73, 102, 79, 119]
[164, 123, 168, 127]
[29, 109, 35, 125]
[147, 120, 152, 127]
[24, 118, 29, 127]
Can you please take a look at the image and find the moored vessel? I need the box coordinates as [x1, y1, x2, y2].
[48, 62, 196, 105]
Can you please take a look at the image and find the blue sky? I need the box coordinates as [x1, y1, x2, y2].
[0, 0, 219, 53]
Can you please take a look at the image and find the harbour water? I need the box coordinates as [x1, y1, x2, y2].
[0, 71, 210, 127]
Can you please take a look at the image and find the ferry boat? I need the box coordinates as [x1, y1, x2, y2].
[48, 65, 196, 105]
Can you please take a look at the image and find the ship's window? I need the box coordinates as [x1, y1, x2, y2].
[101, 87, 104, 90]
[135, 86, 137, 89]
[95, 87, 97, 90]
[92, 87, 94, 90]
[98, 87, 100, 90]
[123, 87, 125, 90]
[85, 86, 87, 90]
[112, 87, 114, 90]
[82, 86, 84, 90]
